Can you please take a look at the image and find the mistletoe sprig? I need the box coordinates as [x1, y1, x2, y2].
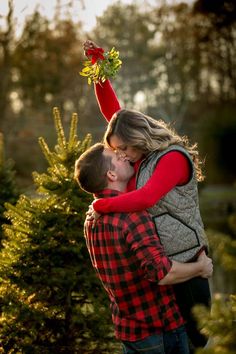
[80, 47, 122, 84]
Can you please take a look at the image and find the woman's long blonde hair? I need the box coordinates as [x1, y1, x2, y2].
[104, 109, 204, 182]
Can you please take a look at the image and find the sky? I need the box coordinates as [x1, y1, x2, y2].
[0, 1, 186, 34]
[0, 0, 138, 33]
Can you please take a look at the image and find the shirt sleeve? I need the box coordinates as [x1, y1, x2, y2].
[125, 212, 172, 282]
[93, 151, 191, 213]
[94, 80, 121, 122]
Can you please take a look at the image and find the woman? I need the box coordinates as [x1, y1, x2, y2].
[83, 40, 211, 351]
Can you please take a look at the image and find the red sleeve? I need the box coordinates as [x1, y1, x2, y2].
[93, 151, 191, 213]
[94, 80, 121, 122]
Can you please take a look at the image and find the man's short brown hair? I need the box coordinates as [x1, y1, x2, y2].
[74, 143, 112, 194]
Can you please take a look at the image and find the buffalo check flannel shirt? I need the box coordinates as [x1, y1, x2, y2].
[84, 189, 184, 341]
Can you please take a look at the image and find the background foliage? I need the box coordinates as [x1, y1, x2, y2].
[0, 0, 235, 352]
[1, 0, 235, 187]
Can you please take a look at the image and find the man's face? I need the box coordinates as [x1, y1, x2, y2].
[103, 148, 135, 182]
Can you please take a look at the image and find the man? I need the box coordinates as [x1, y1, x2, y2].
[74, 143, 213, 354]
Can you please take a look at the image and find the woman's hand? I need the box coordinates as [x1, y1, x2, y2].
[83, 40, 99, 56]
[85, 202, 101, 226]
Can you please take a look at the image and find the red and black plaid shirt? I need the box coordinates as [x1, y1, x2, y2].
[84, 189, 184, 341]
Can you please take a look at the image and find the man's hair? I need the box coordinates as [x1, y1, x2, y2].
[74, 142, 112, 194]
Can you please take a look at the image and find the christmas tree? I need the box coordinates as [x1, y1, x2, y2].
[194, 219, 236, 354]
[0, 132, 19, 246]
[0, 108, 118, 353]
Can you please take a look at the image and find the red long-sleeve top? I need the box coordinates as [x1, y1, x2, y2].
[95, 80, 121, 121]
[93, 80, 190, 214]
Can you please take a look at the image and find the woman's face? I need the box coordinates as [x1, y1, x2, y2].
[109, 134, 143, 163]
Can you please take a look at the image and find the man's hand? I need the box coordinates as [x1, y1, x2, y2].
[197, 251, 213, 278]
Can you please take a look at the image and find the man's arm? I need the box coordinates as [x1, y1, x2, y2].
[126, 212, 213, 285]
[159, 251, 213, 285]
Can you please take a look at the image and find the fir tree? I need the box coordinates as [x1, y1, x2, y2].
[194, 223, 236, 354]
[0, 108, 118, 353]
[0, 132, 19, 245]
[194, 293, 236, 354]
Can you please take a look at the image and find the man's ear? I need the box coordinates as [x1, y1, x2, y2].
[107, 170, 117, 181]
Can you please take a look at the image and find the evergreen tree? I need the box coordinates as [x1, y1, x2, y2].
[0, 132, 19, 245]
[0, 108, 118, 353]
[194, 224, 236, 354]
[195, 293, 236, 354]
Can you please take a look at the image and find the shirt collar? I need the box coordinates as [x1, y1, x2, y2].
[94, 189, 124, 199]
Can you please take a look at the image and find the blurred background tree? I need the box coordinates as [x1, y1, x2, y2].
[194, 211, 236, 354]
[0, 0, 235, 351]
[0, 0, 235, 187]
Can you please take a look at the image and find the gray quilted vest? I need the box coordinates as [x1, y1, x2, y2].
[136, 145, 209, 262]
